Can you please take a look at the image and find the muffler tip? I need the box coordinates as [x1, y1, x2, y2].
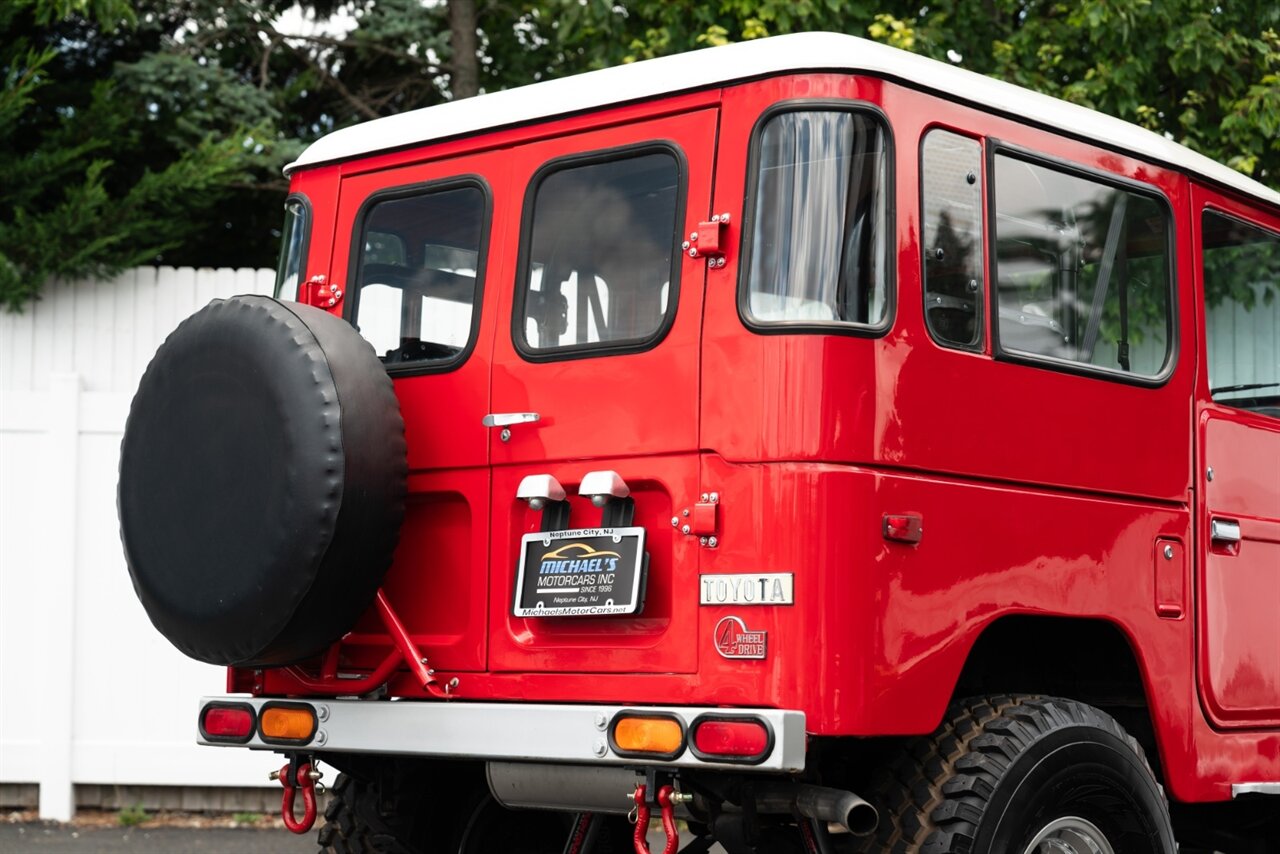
[844, 799, 878, 836]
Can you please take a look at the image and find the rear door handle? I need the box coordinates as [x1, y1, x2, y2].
[483, 412, 541, 428]
[1210, 518, 1241, 545]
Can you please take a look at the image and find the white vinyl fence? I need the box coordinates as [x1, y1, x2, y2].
[0, 268, 276, 820]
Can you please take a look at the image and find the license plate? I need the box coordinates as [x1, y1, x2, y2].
[513, 527, 647, 617]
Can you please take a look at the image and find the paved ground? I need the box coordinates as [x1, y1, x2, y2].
[0, 823, 316, 852]
[0, 823, 715, 852]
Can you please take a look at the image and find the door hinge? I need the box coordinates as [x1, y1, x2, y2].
[301, 274, 344, 310]
[674, 492, 720, 547]
[683, 214, 731, 268]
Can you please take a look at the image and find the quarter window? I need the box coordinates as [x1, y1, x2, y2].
[518, 150, 681, 355]
[921, 130, 984, 348]
[1202, 211, 1280, 417]
[273, 196, 309, 300]
[744, 108, 890, 329]
[993, 154, 1173, 378]
[352, 184, 487, 368]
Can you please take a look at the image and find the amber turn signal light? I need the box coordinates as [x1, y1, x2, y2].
[258, 703, 317, 744]
[609, 712, 685, 759]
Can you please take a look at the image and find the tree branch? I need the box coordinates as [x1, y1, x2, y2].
[280, 39, 380, 120]
[258, 34, 275, 90]
[272, 29, 450, 73]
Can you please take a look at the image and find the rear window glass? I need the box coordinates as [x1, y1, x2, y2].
[351, 184, 487, 369]
[993, 154, 1173, 379]
[743, 108, 890, 330]
[518, 150, 681, 356]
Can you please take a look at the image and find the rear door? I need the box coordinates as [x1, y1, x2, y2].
[1194, 187, 1280, 728]
[488, 108, 719, 673]
[332, 150, 511, 673]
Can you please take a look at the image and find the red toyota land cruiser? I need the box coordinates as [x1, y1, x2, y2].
[118, 33, 1280, 854]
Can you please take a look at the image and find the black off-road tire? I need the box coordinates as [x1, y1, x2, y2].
[853, 695, 1176, 854]
[318, 772, 431, 854]
[317, 771, 632, 854]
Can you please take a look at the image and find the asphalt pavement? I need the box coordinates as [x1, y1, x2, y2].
[0, 823, 714, 853]
[0, 824, 316, 853]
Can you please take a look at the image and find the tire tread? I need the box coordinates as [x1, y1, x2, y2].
[854, 695, 1168, 854]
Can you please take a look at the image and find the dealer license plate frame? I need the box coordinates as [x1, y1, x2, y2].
[513, 527, 647, 618]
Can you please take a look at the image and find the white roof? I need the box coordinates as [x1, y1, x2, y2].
[288, 32, 1279, 208]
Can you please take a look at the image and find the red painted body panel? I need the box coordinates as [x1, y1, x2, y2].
[289, 165, 340, 298]
[245, 71, 1280, 804]
[703, 76, 1194, 501]
[488, 456, 701, 674]
[342, 469, 491, 672]
[487, 108, 716, 464]
[331, 149, 511, 473]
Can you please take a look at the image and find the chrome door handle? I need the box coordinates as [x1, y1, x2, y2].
[482, 412, 541, 428]
[1210, 518, 1241, 545]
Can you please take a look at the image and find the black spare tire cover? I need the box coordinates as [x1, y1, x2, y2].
[119, 296, 407, 666]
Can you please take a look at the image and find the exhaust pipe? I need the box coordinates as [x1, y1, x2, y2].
[753, 783, 878, 836]
[487, 762, 878, 839]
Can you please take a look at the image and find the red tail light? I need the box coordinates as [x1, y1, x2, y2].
[200, 703, 255, 742]
[690, 716, 772, 764]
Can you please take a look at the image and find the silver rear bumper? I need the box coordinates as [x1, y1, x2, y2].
[198, 697, 806, 772]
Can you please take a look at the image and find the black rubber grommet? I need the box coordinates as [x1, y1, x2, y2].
[119, 296, 406, 666]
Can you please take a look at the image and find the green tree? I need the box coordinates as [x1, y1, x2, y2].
[900, 1, 1280, 186]
[540, 1, 1278, 187]
[0, 0, 290, 309]
[3, 0, 1276, 311]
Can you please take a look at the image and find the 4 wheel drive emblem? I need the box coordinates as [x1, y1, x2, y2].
[714, 616, 767, 660]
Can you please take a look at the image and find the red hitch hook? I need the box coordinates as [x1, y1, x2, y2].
[630, 784, 678, 854]
[275, 760, 318, 834]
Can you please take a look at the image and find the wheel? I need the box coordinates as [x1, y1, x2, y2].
[120, 295, 406, 666]
[854, 695, 1176, 854]
[317, 768, 632, 854]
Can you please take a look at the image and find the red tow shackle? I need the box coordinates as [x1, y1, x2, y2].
[631, 784, 678, 854]
[276, 760, 318, 834]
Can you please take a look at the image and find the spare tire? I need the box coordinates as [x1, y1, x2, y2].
[119, 296, 406, 666]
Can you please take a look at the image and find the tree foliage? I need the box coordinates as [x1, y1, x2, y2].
[0, 0, 286, 309]
[2, 0, 1277, 310]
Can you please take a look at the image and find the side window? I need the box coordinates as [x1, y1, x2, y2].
[921, 130, 984, 349]
[518, 150, 681, 356]
[273, 196, 309, 300]
[993, 153, 1173, 378]
[1202, 211, 1280, 417]
[743, 107, 890, 330]
[352, 183, 487, 369]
